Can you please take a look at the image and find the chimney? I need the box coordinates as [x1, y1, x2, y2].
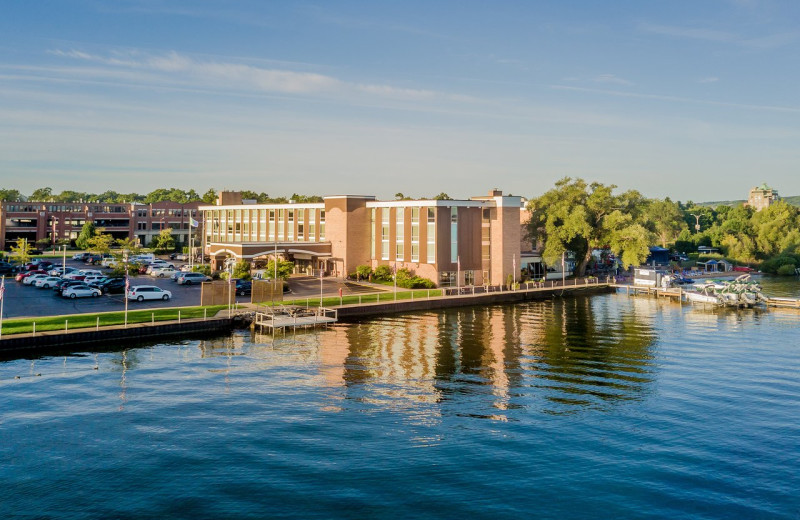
[489, 188, 503, 197]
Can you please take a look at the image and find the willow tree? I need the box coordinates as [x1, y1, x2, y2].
[526, 178, 653, 276]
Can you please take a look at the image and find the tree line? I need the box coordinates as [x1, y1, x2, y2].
[527, 178, 800, 276]
[0, 187, 326, 204]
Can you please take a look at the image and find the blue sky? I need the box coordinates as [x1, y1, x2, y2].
[2, 0, 799, 201]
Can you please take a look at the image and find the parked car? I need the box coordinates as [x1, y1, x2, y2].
[49, 266, 78, 277]
[84, 254, 103, 265]
[83, 274, 107, 285]
[127, 285, 172, 301]
[34, 276, 63, 289]
[0, 261, 15, 275]
[23, 273, 49, 286]
[54, 279, 86, 294]
[29, 248, 43, 255]
[62, 284, 102, 298]
[97, 278, 126, 294]
[150, 267, 178, 278]
[176, 272, 211, 285]
[72, 252, 90, 261]
[234, 279, 252, 296]
[16, 270, 45, 282]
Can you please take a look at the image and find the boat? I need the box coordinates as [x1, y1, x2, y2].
[684, 274, 762, 308]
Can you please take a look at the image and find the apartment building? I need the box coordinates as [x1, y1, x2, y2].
[0, 200, 203, 250]
[201, 189, 525, 287]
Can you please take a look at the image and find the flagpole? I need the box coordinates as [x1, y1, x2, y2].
[457, 255, 460, 291]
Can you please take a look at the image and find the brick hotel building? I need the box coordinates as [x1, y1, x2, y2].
[0, 200, 203, 251]
[201, 189, 531, 287]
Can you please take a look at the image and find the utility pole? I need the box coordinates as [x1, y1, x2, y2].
[690, 213, 701, 233]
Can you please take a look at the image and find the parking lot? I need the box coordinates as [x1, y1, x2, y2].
[1, 258, 250, 319]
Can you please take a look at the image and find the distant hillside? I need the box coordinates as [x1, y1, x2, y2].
[696, 195, 800, 208]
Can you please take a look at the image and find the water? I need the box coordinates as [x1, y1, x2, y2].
[2, 278, 800, 519]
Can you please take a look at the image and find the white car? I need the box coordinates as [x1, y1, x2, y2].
[34, 276, 63, 289]
[83, 274, 106, 285]
[176, 272, 211, 285]
[23, 273, 48, 286]
[127, 285, 172, 302]
[101, 258, 118, 268]
[49, 266, 77, 277]
[150, 266, 178, 278]
[62, 284, 102, 298]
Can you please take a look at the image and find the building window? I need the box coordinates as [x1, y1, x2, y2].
[297, 209, 305, 241]
[381, 208, 389, 260]
[439, 271, 456, 287]
[277, 209, 284, 241]
[319, 210, 325, 240]
[287, 209, 294, 240]
[370, 208, 376, 260]
[269, 210, 275, 241]
[308, 209, 316, 241]
[426, 208, 436, 264]
[464, 270, 475, 286]
[450, 207, 458, 264]
[259, 209, 266, 241]
[234, 210, 242, 237]
[395, 207, 404, 261]
[411, 207, 420, 262]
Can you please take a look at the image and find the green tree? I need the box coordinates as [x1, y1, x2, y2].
[29, 187, 53, 201]
[264, 259, 294, 279]
[644, 198, 686, 248]
[231, 260, 252, 280]
[0, 189, 23, 201]
[152, 228, 176, 254]
[86, 232, 114, 255]
[526, 178, 652, 275]
[10, 238, 32, 264]
[75, 221, 97, 250]
[54, 190, 88, 203]
[201, 188, 217, 204]
[115, 237, 142, 257]
[432, 192, 453, 200]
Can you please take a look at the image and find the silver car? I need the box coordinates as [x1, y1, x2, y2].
[62, 284, 102, 298]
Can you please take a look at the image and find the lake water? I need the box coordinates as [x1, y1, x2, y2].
[2, 276, 799, 519]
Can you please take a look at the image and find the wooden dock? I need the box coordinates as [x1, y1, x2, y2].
[253, 306, 338, 333]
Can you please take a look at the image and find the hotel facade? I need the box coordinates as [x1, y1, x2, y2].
[201, 189, 529, 287]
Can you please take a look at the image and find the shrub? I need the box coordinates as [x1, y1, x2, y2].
[373, 265, 393, 282]
[395, 268, 436, 289]
[760, 254, 800, 275]
[356, 264, 372, 280]
[193, 264, 212, 276]
[776, 264, 797, 276]
[232, 260, 251, 281]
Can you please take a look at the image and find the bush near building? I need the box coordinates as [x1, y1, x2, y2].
[357, 265, 435, 288]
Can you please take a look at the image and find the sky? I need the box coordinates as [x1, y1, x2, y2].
[1, 0, 799, 202]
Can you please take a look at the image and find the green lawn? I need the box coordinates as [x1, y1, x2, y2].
[256, 289, 444, 308]
[0, 305, 228, 336]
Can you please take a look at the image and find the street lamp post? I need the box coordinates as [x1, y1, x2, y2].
[690, 213, 701, 233]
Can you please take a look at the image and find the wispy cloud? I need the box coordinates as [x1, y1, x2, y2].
[638, 22, 798, 50]
[698, 76, 719, 84]
[551, 84, 800, 114]
[594, 74, 633, 86]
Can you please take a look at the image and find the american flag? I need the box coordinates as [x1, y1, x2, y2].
[0, 276, 5, 301]
[125, 276, 130, 296]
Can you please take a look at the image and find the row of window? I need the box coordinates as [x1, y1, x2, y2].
[204, 208, 326, 243]
[372, 207, 437, 263]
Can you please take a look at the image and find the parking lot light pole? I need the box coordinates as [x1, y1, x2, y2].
[123, 251, 129, 328]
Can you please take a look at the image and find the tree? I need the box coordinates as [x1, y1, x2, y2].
[152, 228, 176, 254]
[29, 187, 53, 201]
[264, 259, 294, 279]
[432, 192, 453, 200]
[10, 238, 32, 265]
[87, 232, 114, 255]
[643, 198, 686, 248]
[231, 260, 252, 280]
[75, 222, 97, 250]
[526, 178, 653, 276]
[0, 189, 22, 202]
[115, 237, 142, 257]
[201, 188, 218, 204]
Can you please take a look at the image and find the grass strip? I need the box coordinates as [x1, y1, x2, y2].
[0, 305, 228, 336]
[253, 289, 444, 308]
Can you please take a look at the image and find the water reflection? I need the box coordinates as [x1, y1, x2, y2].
[308, 296, 659, 417]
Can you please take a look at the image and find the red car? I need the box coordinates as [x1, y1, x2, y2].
[15, 269, 47, 282]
